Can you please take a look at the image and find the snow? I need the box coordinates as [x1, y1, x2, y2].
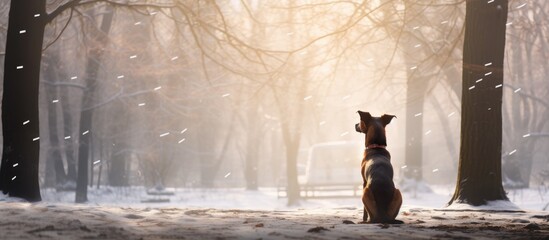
[447, 200, 521, 211]
[1, 186, 548, 239]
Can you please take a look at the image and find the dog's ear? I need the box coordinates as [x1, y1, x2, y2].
[357, 111, 372, 133]
[380, 114, 396, 126]
[357, 111, 372, 123]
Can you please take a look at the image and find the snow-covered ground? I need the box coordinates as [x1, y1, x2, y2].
[36, 184, 549, 211]
[1, 185, 548, 239]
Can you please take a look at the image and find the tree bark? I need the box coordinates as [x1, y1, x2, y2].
[449, 0, 509, 206]
[0, 0, 47, 202]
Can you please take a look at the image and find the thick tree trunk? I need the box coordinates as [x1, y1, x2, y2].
[75, 9, 114, 203]
[449, 0, 509, 206]
[0, 1, 46, 202]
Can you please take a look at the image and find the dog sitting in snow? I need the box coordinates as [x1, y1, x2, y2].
[355, 111, 402, 223]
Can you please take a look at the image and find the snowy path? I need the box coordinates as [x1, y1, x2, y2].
[0, 203, 547, 239]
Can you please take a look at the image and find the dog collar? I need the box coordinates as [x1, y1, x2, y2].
[366, 144, 386, 149]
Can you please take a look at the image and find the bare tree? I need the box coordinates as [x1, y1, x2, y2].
[75, 7, 114, 203]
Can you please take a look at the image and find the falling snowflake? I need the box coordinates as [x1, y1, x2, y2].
[82, 130, 89, 135]
[23, 120, 30, 125]
[19, 30, 26, 34]
[160, 132, 170, 137]
[16, 66, 23, 69]
[178, 138, 186, 144]
[52, 99, 59, 103]
[224, 172, 231, 178]
[154, 86, 162, 91]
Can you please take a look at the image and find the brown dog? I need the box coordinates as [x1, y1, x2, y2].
[355, 111, 402, 223]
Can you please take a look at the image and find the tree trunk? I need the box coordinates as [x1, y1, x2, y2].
[0, 1, 46, 202]
[44, 59, 67, 188]
[281, 122, 300, 206]
[449, 0, 509, 206]
[404, 68, 426, 180]
[75, 9, 114, 203]
[109, 142, 130, 187]
[60, 89, 77, 182]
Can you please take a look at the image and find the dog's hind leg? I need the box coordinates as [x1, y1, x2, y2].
[362, 207, 369, 222]
[362, 188, 378, 223]
[387, 188, 403, 220]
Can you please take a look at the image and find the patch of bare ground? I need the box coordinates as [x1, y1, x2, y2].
[0, 203, 548, 239]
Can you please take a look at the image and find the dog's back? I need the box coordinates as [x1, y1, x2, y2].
[362, 149, 396, 222]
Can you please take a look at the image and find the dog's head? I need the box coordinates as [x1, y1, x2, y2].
[355, 111, 396, 145]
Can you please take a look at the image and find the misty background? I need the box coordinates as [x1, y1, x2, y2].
[0, 1, 547, 198]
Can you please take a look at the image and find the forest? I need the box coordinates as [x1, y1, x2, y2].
[0, 0, 548, 239]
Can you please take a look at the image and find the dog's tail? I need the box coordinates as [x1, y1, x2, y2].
[370, 180, 395, 222]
